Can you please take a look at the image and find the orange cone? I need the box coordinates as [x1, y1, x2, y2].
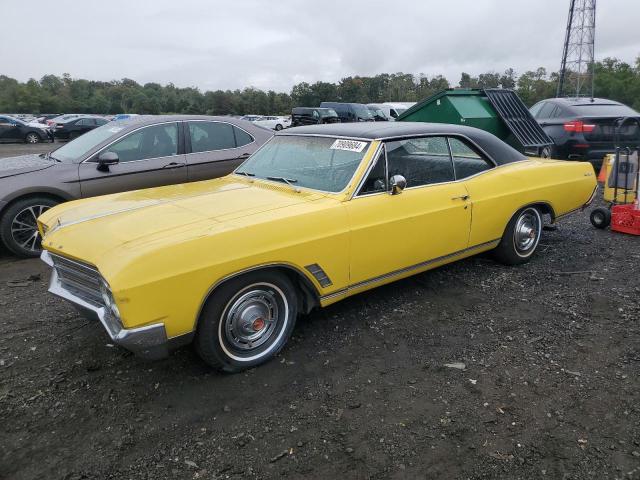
[597, 159, 609, 184]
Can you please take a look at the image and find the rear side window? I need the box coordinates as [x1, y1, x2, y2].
[234, 127, 254, 147]
[448, 137, 493, 179]
[386, 136, 455, 188]
[77, 118, 95, 126]
[188, 122, 254, 152]
[536, 102, 556, 119]
[95, 118, 108, 126]
[105, 123, 178, 162]
[530, 102, 544, 118]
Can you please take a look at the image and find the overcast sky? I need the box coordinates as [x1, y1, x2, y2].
[2, 0, 639, 92]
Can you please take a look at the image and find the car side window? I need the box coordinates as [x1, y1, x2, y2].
[529, 102, 544, 118]
[105, 123, 178, 162]
[385, 136, 455, 188]
[448, 137, 493, 179]
[77, 118, 92, 126]
[390, 109, 398, 118]
[95, 118, 108, 126]
[188, 121, 237, 152]
[358, 147, 387, 195]
[537, 102, 556, 119]
[233, 126, 254, 148]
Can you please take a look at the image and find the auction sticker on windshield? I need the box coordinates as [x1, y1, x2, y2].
[330, 139, 367, 153]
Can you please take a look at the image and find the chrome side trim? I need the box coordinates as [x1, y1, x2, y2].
[320, 238, 501, 301]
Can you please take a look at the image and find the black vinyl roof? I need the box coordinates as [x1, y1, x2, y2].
[281, 122, 527, 165]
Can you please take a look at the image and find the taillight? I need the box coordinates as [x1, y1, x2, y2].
[564, 121, 596, 133]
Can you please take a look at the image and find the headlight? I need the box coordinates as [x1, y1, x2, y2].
[100, 280, 120, 319]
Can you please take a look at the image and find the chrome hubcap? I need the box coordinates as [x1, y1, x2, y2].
[11, 204, 50, 252]
[514, 210, 539, 253]
[224, 288, 279, 351]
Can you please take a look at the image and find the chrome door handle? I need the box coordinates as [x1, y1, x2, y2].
[451, 194, 470, 201]
[162, 162, 186, 169]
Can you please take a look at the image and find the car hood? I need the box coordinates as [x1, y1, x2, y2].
[39, 175, 330, 266]
[0, 154, 56, 179]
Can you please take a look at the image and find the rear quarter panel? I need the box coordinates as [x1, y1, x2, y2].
[465, 158, 596, 246]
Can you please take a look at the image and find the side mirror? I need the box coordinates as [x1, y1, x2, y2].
[389, 175, 407, 195]
[97, 151, 119, 171]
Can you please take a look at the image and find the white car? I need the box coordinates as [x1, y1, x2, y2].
[368, 103, 407, 120]
[252, 116, 291, 131]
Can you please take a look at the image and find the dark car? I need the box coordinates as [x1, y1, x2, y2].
[530, 97, 640, 167]
[319, 102, 374, 123]
[290, 107, 340, 127]
[0, 115, 273, 257]
[53, 116, 109, 140]
[367, 105, 390, 121]
[0, 115, 53, 144]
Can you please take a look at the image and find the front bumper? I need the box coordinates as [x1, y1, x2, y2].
[41, 251, 169, 359]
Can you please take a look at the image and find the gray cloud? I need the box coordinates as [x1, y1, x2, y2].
[1, 0, 638, 92]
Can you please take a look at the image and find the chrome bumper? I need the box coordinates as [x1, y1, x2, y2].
[41, 251, 169, 360]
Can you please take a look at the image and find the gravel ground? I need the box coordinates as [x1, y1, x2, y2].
[0, 141, 639, 479]
[0, 142, 57, 159]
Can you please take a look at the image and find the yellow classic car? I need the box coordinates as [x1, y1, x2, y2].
[38, 122, 597, 371]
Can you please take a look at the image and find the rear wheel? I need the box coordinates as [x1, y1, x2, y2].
[195, 270, 298, 372]
[275, 124, 283, 131]
[25, 132, 41, 144]
[590, 207, 611, 229]
[0, 196, 59, 257]
[494, 206, 542, 265]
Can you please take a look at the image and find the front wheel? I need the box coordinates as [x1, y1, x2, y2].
[494, 206, 543, 265]
[195, 271, 298, 372]
[25, 132, 41, 144]
[0, 196, 59, 257]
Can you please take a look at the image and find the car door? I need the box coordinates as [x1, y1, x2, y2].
[345, 136, 472, 286]
[185, 120, 256, 182]
[78, 121, 188, 197]
[0, 116, 21, 141]
[447, 136, 504, 247]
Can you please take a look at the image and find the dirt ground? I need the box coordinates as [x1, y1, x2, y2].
[0, 143, 639, 479]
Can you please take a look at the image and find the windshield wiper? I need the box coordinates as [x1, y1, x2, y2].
[235, 170, 255, 177]
[40, 151, 60, 162]
[266, 176, 298, 187]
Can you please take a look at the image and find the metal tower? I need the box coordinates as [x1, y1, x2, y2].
[556, 0, 596, 98]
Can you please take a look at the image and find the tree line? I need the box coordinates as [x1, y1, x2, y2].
[1, 57, 639, 116]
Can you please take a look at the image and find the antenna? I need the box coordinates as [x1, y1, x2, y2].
[556, 0, 596, 98]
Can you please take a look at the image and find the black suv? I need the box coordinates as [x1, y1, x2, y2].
[319, 102, 374, 123]
[291, 107, 340, 127]
[53, 116, 109, 140]
[0, 115, 52, 144]
[531, 97, 640, 167]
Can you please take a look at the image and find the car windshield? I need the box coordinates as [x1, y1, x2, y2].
[236, 135, 371, 192]
[320, 109, 338, 118]
[571, 103, 638, 116]
[353, 105, 373, 119]
[51, 123, 123, 162]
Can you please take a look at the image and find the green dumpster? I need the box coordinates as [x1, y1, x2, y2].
[396, 88, 552, 155]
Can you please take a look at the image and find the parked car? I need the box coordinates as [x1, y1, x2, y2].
[0, 115, 52, 144]
[368, 103, 405, 120]
[53, 116, 109, 140]
[111, 114, 140, 122]
[252, 116, 291, 131]
[46, 114, 85, 127]
[240, 115, 263, 122]
[38, 122, 596, 371]
[290, 107, 339, 126]
[319, 102, 374, 123]
[0, 115, 272, 257]
[530, 97, 640, 167]
[367, 105, 391, 121]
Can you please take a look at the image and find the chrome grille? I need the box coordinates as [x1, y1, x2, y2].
[50, 254, 103, 307]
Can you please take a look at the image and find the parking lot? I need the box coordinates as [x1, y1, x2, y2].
[1, 142, 638, 479]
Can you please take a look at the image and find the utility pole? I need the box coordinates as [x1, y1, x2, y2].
[557, 0, 596, 98]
